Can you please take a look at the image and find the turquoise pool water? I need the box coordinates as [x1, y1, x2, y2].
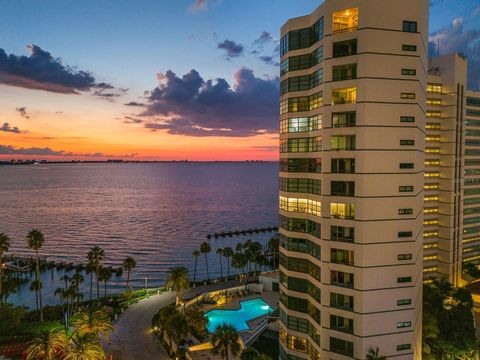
[205, 298, 273, 332]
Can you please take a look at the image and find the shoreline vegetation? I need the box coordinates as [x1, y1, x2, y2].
[0, 229, 144, 359]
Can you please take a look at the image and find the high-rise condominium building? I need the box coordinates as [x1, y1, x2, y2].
[279, 1, 428, 359]
[423, 54, 480, 286]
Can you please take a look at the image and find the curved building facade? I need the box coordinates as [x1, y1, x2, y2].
[278, 1, 429, 359]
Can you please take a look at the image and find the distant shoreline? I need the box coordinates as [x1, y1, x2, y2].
[0, 160, 279, 165]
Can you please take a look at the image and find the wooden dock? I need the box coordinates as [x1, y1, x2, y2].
[206, 226, 278, 239]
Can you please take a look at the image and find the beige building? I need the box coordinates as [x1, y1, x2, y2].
[279, 0, 428, 359]
[423, 54, 480, 286]
[278, 1, 480, 359]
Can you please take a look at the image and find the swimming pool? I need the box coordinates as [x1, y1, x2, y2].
[205, 298, 273, 332]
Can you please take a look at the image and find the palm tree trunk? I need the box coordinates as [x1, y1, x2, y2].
[104, 280, 107, 298]
[226, 348, 229, 360]
[176, 290, 180, 306]
[35, 290, 39, 313]
[219, 255, 223, 279]
[89, 271, 93, 302]
[126, 270, 130, 289]
[35, 250, 43, 322]
[227, 257, 230, 278]
[193, 257, 198, 283]
[0, 258, 3, 306]
[204, 254, 209, 281]
[96, 267, 100, 303]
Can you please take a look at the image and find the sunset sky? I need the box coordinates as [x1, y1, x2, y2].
[1, 0, 479, 161]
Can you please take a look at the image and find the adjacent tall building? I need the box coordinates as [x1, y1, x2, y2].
[279, 1, 480, 359]
[279, 0, 427, 359]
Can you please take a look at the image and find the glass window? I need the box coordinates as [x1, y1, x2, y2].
[333, 8, 359, 34]
[401, 69, 416, 76]
[400, 116, 415, 123]
[467, 97, 480, 107]
[400, 92, 416, 99]
[400, 162, 414, 169]
[402, 21, 417, 33]
[331, 270, 354, 288]
[280, 178, 321, 195]
[330, 203, 355, 219]
[331, 158, 355, 173]
[279, 216, 321, 238]
[331, 135, 356, 150]
[331, 248, 354, 265]
[398, 254, 412, 260]
[333, 39, 357, 58]
[399, 186, 414, 192]
[280, 137, 322, 153]
[397, 299, 412, 306]
[402, 44, 416, 52]
[400, 139, 415, 145]
[331, 225, 354, 242]
[332, 112, 356, 127]
[398, 231, 413, 238]
[330, 292, 354, 311]
[280, 158, 321, 173]
[330, 315, 354, 333]
[332, 87, 357, 104]
[330, 337, 354, 357]
[397, 276, 412, 283]
[331, 181, 355, 196]
[332, 64, 357, 81]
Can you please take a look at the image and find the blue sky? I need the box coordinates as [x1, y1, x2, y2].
[0, 0, 479, 160]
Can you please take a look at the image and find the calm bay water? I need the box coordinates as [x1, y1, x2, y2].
[0, 162, 278, 308]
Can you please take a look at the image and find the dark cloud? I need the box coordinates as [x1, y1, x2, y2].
[140, 67, 279, 137]
[259, 56, 279, 66]
[124, 101, 146, 107]
[123, 116, 143, 124]
[430, 17, 480, 90]
[0, 122, 22, 134]
[15, 107, 29, 118]
[217, 39, 244, 59]
[252, 31, 275, 54]
[0, 45, 113, 94]
[0, 144, 137, 158]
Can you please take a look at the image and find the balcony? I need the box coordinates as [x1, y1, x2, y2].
[332, 64, 357, 82]
[333, 8, 359, 34]
[332, 87, 357, 105]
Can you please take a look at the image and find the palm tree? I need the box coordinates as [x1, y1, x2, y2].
[26, 329, 68, 360]
[240, 347, 259, 360]
[366, 347, 387, 360]
[87, 246, 104, 304]
[223, 247, 233, 279]
[185, 306, 209, 340]
[27, 229, 45, 322]
[217, 248, 224, 279]
[85, 261, 95, 303]
[232, 252, 247, 277]
[192, 250, 200, 283]
[63, 332, 104, 360]
[200, 242, 211, 281]
[165, 266, 189, 306]
[29, 280, 42, 315]
[164, 312, 189, 355]
[0, 233, 10, 306]
[122, 256, 136, 290]
[210, 324, 241, 360]
[73, 308, 115, 343]
[267, 237, 279, 269]
[98, 267, 112, 298]
[71, 272, 84, 307]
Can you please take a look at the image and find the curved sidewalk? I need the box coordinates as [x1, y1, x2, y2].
[104, 291, 175, 360]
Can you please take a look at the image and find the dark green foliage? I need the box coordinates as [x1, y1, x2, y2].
[423, 280, 479, 359]
[0, 304, 28, 336]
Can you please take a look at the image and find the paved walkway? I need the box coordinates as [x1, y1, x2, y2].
[104, 291, 175, 360]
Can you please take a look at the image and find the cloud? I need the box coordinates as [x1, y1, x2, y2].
[0, 144, 136, 158]
[217, 39, 244, 59]
[429, 17, 480, 89]
[0, 45, 113, 94]
[139, 67, 279, 137]
[259, 56, 279, 66]
[251, 31, 275, 54]
[15, 107, 29, 118]
[188, 0, 221, 13]
[123, 116, 143, 124]
[124, 101, 146, 107]
[0, 122, 23, 134]
[252, 145, 278, 152]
